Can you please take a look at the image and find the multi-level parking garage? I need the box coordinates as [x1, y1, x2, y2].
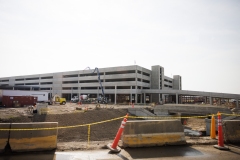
[0, 65, 239, 107]
[0, 65, 181, 104]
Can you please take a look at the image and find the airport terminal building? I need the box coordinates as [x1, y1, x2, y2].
[0, 65, 182, 104]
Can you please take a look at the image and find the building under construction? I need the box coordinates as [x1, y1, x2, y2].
[0, 65, 182, 104]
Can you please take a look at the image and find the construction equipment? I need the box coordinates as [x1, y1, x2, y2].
[51, 94, 66, 105]
[71, 95, 88, 103]
[85, 67, 108, 104]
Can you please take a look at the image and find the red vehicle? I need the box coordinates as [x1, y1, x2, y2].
[2, 96, 38, 107]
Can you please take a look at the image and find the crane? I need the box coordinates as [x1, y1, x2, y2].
[84, 67, 108, 104]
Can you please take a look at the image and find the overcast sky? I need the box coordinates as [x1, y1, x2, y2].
[0, 0, 240, 94]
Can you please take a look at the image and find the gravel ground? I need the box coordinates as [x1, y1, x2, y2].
[0, 104, 129, 142]
[0, 103, 213, 151]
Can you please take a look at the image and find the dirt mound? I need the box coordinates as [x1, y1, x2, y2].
[1, 108, 129, 142]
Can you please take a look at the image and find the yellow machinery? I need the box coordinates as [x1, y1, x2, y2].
[52, 95, 66, 105]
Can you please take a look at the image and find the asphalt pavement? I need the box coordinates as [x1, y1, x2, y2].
[1, 144, 240, 160]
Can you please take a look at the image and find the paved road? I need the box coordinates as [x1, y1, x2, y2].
[1, 144, 240, 160]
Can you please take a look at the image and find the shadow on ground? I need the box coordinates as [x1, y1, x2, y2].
[123, 145, 204, 159]
[0, 150, 55, 160]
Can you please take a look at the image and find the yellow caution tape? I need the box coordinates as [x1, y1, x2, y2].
[0, 116, 125, 131]
[1, 112, 239, 131]
[87, 125, 90, 148]
[128, 115, 208, 119]
[221, 113, 240, 116]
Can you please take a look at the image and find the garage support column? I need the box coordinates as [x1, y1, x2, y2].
[71, 87, 73, 99]
[237, 99, 239, 108]
[144, 93, 146, 104]
[135, 94, 138, 104]
[114, 85, 117, 105]
[130, 86, 132, 103]
[210, 96, 213, 105]
[50, 88, 53, 99]
[140, 94, 142, 104]
[78, 87, 81, 103]
[176, 93, 178, 104]
[97, 87, 99, 99]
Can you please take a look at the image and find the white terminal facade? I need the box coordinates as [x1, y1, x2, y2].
[0, 65, 182, 104]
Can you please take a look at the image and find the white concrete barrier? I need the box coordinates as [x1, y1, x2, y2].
[223, 120, 240, 143]
[0, 123, 10, 153]
[9, 122, 58, 152]
[122, 120, 186, 147]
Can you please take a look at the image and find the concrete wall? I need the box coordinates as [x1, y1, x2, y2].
[151, 65, 164, 102]
[9, 122, 58, 152]
[173, 75, 182, 90]
[128, 108, 156, 118]
[0, 123, 10, 153]
[122, 120, 186, 147]
[154, 105, 232, 115]
[223, 120, 240, 143]
[0, 65, 153, 100]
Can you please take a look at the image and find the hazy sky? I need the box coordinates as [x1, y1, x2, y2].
[0, 0, 240, 94]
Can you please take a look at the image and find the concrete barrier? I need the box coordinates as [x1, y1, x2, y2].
[9, 122, 58, 152]
[205, 116, 237, 136]
[128, 108, 156, 118]
[154, 105, 232, 115]
[122, 120, 186, 147]
[205, 118, 218, 136]
[0, 123, 10, 153]
[223, 120, 240, 143]
[36, 103, 49, 115]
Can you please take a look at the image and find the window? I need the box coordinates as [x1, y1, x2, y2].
[63, 81, 78, 84]
[63, 74, 78, 78]
[41, 82, 53, 85]
[142, 79, 150, 83]
[26, 77, 39, 80]
[105, 78, 135, 82]
[25, 83, 39, 85]
[117, 86, 131, 89]
[142, 72, 150, 77]
[105, 70, 135, 75]
[80, 80, 100, 83]
[41, 76, 53, 79]
[80, 73, 103, 77]
[15, 83, 24, 86]
[0, 79, 9, 82]
[143, 87, 150, 89]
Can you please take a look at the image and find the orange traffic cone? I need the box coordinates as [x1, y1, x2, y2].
[107, 113, 128, 153]
[210, 114, 216, 139]
[213, 112, 229, 150]
[183, 120, 187, 125]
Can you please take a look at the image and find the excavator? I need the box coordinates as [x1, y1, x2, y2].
[85, 67, 108, 104]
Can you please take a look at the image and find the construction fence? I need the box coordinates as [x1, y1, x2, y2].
[0, 112, 240, 150]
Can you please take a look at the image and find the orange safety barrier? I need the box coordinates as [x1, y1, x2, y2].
[213, 112, 229, 150]
[107, 113, 128, 153]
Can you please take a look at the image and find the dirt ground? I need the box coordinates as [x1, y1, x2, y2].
[0, 103, 209, 151]
[0, 103, 131, 142]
